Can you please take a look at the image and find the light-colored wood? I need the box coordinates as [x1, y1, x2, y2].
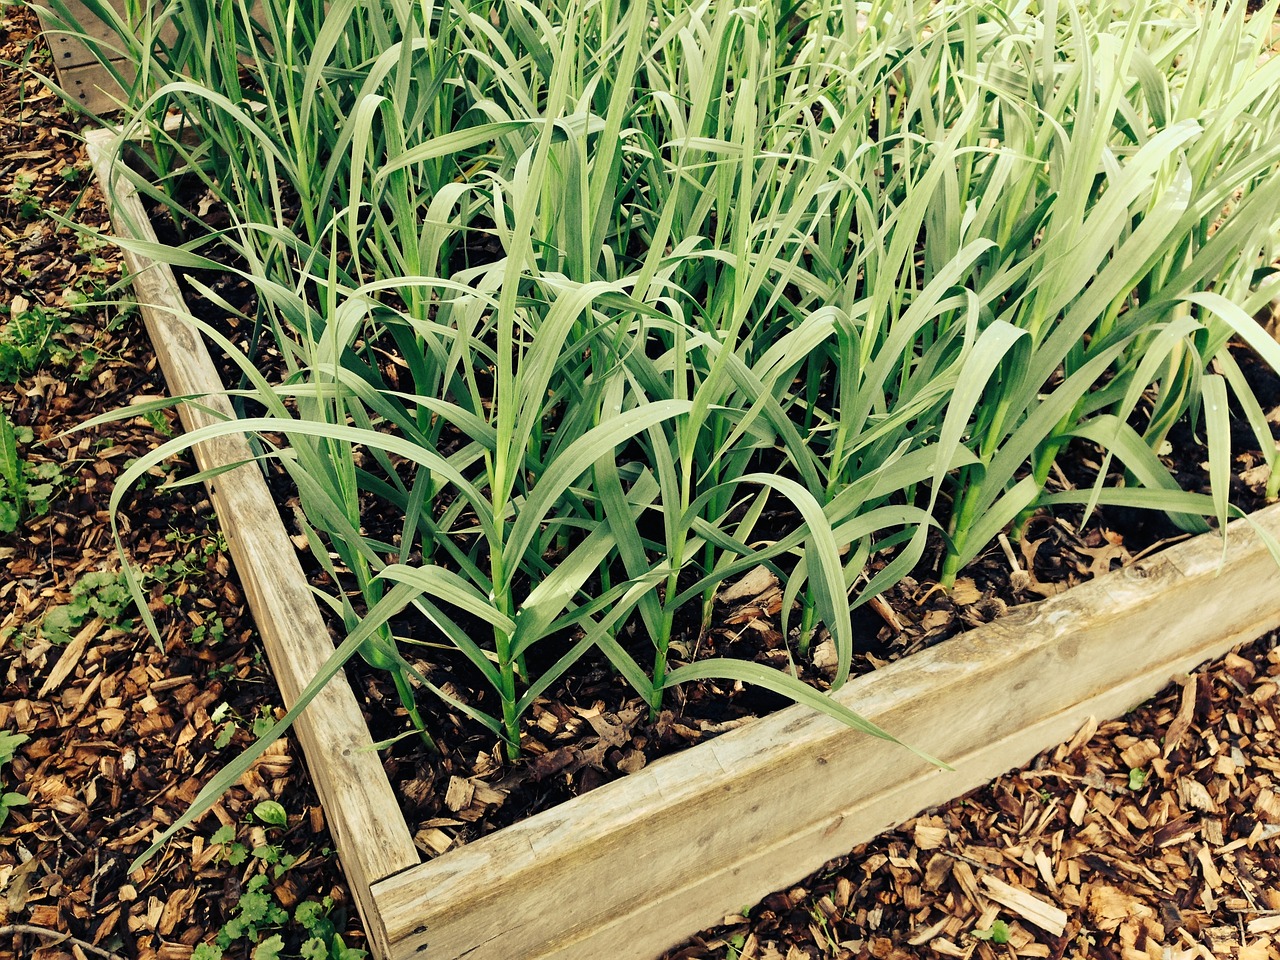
[36, 0, 133, 68]
[85, 131, 420, 957]
[371, 503, 1280, 960]
[35, 0, 180, 114]
[979, 876, 1068, 935]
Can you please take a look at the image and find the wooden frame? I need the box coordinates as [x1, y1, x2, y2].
[87, 127, 1280, 960]
[36, 0, 145, 114]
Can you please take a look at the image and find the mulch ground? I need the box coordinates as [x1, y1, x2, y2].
[0, 7, 363, 959]
[4, 5, 1280, 960]
[665, 636, 1280, 960]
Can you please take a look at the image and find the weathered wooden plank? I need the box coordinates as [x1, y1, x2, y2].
[36, 0, 129, 69]
[37, 0, 180, 65]
[47, 60, 132, 114]
[85, 130, 420, 957]
[371, 505, 1280, 960]
[35, 0, 179, 114]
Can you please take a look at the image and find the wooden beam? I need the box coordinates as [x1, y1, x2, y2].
[371, 502, 1280, 960]
[35, 0, 133, 69]
[85, 130, 420, 958]
[47, 61, 131, 115]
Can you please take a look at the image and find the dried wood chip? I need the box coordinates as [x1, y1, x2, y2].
[867, 593, 903, 633]
[923, 853, 953, 891]
[616, 748, 647, 774]
[1069, 791, 1088, 826]
[1153, 814, 1199, 848]
[812, 638, 839, 675]
[1119, 739, 1160, 769]
[951, 860, 985, 908]
[718, 565, 778, 604]
[913, 821, 948, 851]
[414, 828, 454, 857]
[444, 776, 475, 813]
[979, 875, 1067, 936]
[1203, 925, 1239, 954]
[1164, 675, 1197, 758]
[906, 916, 948, 945]
[1086, 884, 1157, 934]
[1245, 915, 1280, 934]
[950, 578, 982, 605]
[1255, 788, 1280, 824]
[1195, 846, 1222, 890]
[1033, 850, 1058, 896]
[1176, 778, 1219, 814]
[36, 615, 105, 698]
[471, 781, 507, 806]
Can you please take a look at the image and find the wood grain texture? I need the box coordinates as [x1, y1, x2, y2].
[35, 0, 132, 68]
[46, 60, 132, 115]
[86, 130, 419, 957]
[36, 0, 139, 118]
[36, 0, 179, 114]
[372, 502, 1280, 960]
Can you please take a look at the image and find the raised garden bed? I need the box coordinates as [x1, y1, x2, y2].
[84, 125, 1280, 960]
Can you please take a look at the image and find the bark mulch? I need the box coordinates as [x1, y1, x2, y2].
[665, 634, 1280, 960]
[1, 7, 364, 959]
[5, 5, 1280, 960]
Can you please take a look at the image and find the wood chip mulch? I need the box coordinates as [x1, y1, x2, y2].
[667, 635, 1280, 960]
[6, 7, 1280, 960]
[1, 7, 364, 959]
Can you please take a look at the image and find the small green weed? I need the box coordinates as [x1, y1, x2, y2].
[191, 616, 226, 645]
[0, 410, 69, 533]
[0, 730, 30, 829]
[58, 163, 87, 186]
[6, 174, 40, 220]
[210, 702, 276, 750]
[27, 529, 229, 647]
[38, 570, 135, 644]
[143, 407, 176, 438]
[194, 808, 367, 960]
[0, 298, 79, 381]
[153, 528, 228, 590]
[208, 804, 294, 874]
[973, 920, 1011, 945]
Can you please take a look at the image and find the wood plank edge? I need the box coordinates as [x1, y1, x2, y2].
[85, 129, 418, 957]
[377, 498, 1280, 875]
[533, 612, 1279, 960]
[48, 61, 133, 115]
